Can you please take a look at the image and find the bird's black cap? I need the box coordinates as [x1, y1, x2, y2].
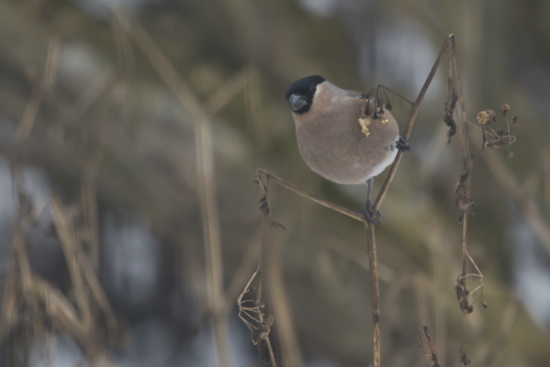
[285, 75, 325, 114]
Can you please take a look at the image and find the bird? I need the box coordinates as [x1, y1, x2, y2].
[285, 75, 409, 221]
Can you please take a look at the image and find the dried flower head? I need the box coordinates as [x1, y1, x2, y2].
[500, 104, 510, 116]
[477, 110, 496, 125]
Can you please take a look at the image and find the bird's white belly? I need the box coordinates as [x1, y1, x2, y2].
[360, 144, 398, 181]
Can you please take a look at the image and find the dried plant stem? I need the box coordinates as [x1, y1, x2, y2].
[196, 118, 229, 367]
[262, 226, 302, 367]
[15, 38, 59, 143]
[115, 12, 229, 367]
[373, 35, 452, 211]
[364, 35, 454, 367]
[50, 198, 93, 332]
[255, 168, 364, 222]
[237, 267, 277, 366]
[80, 120, 106, 271]
[365, 224, 381, 367]
[254, 36, 455, 367]
[418, 326, 442, 367]
[258, 172, 301, 366]
[1, 38, 119, 362]
[224, 226, 263, 314]
[450, 39, 474, 280]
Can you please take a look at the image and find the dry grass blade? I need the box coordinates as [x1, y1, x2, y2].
[251, 169, 303, 367]
[224, 225, 263, 314]
[26, 276, 89, 342]
[0, 39, 53, 364]
[80, 118, 107, 271]
[262, 231, 302, 367]
[114, 10, 230, 367]
[50, 197, 93, 330]
[205, 68, 250, 116]
[50, 196, 119, 341]
[1, 170, 118, 362]
[15, 38, 60, 143]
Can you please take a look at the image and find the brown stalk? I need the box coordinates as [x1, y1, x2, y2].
[253, 172, 302, 367]
[446, 37, 484, 317]
[50, 197, 119, 335]
[224, 225, 263, 314]
[115, 11, 230, 367]
[253, 35, 456, 367]
[255, 168, 365, 222]
[237, 268, 277, 366]
[450, 39, 474, 281]
[0, 38, 52, 362]
[1, 37, 115, 361]
[361, 36, 450, 366]
[260, 201, 302, 367]
[417, 326, 442, 367]
[50, 197, 94, 333]
[80, 118, 107, 271]
[372, 35, 452, 211]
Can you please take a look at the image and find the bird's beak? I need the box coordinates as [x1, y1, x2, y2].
[289, 94, 307, 112]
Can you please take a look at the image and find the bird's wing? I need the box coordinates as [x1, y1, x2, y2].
[344, 89, 369, 99]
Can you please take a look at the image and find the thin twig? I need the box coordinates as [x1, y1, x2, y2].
[255, 170, 302, 366]
[450, 37, 473, 280]
[50, 197, 93, 334]
[237, 269, 277, 367]
[255, 168, 364, 222]
[364, 36, 455, 367]
[1, 37, 120, 363]
[364, 222, 381, 367]
[373, 35, 453, 211]
[417, 326, 442, 367]
[447, 36, 484, 316]
[224, 226, 263, 313]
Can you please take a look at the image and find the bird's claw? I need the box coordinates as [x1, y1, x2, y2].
[396, 136, 410, 152]
[362, 200, 381, 224]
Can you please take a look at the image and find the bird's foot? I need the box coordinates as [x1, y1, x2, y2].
[362, 200, 381, 224]
[396, 135, 411, 152]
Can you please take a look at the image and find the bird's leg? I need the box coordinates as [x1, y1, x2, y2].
[363, 178, 381, 224]
[396, 135, 411, 152]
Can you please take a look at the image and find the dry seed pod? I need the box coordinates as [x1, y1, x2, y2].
[477, 110, 496, 125]
[500, 104, 510, 116]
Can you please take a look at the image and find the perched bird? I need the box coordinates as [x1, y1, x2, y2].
[285, 75, 408, 220]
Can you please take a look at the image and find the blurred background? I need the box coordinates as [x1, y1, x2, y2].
[0, 0, 549, 366]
